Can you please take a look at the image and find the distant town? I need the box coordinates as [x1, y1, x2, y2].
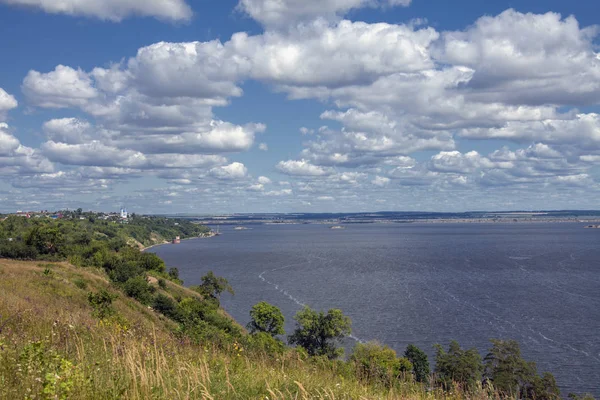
[3, 209, 600, 227]
[1, 208, 131, 222]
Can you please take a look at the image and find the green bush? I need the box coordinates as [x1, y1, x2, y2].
[0, 242, 39, 259]
[202, 310, 243, 337]
[139, 253, 166, 273]
[178, 297, 217, 324]
[87, 289, 116, 319]
[245, 332, 285, 355]
[109, 261, 145, 284]
[351, 342, 413, 387]
[152, 294, 180, 320]
[179, 319, 236, 349]
[123, 276, 153, 304]
[168, 267, 179, 280]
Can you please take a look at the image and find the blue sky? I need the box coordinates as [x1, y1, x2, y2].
[0, 0, 599, 213]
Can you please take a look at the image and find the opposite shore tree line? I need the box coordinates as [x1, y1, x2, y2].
[0, 213, 596, 399]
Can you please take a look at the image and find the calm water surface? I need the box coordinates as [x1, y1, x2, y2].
[150, 223, 600, 396]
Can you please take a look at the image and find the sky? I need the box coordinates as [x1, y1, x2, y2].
[1, 0, 600, 214]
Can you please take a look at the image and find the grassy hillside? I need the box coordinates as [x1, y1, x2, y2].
[0, 259, 440, 400]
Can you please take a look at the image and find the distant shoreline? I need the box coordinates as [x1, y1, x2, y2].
[195, 218, 600, 227]
[141, 231, 217, 252]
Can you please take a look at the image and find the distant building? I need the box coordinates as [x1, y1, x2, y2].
[173, 236, 181, 244]
[120, 208, 128, 219]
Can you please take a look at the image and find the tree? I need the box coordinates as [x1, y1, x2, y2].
[139, 252, 166, 273]
[168, 267, 180, 280]
[25, 226, 64, 255]
[529, 372, 561, 400]
[484, 339, 533, 396]
[123, 276, 153, 304]
[434, 341, 483, 391]
[247, 301, 285, 337]
[405, 344, 430, 383]
[288, 306, 351, 359]
[196, 271, 234, 302]
[484, 339, 560, 400]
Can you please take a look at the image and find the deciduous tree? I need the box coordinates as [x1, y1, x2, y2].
[288, 306, 351, 359]
[405, 344, 430, 383]
[247, 301, 285, 337]
[434, 341, 483, 391]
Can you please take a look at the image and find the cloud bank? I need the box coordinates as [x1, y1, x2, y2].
[3, 6, 600, 212]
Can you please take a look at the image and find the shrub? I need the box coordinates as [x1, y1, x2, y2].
[168, 267, 179, 280]
[351, 342, 413, 387]
[139, 252, 166, 273]
[202, 311, 243, 337]
[178, 297, 217, 324]
[158, 278, 167, 289]
[0, 242, 39, 260]
[179, 319, 236, 349]
[87, 289, 116, 319]
[244, 331, 285, 355]
[108, 261, 145, 284]
[123, 276, 153, 304]
[152, 294, 180, 320]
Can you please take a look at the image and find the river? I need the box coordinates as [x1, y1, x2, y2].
[149, 223, 600, 396]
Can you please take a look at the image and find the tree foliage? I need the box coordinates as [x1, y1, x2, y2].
[87, 289, 116, 319]
[351, 341, 412, 387]
[247, 301, 285, 337]
[194, 271, 234, 303]
[405, 344, 430, 383]
[288, 306, 351, 359]
[484, 339, 560, 400]
[434, 341, 483, 391]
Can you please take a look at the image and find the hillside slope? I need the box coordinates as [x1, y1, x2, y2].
[0, 259, 440, 400]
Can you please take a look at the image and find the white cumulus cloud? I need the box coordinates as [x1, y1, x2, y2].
[237, 0, 411, 27]
[210, 162, 248, 180]
[0, 0, 192, 22]
[0, 88, 18, 120]
[277, 159, 331, 176]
